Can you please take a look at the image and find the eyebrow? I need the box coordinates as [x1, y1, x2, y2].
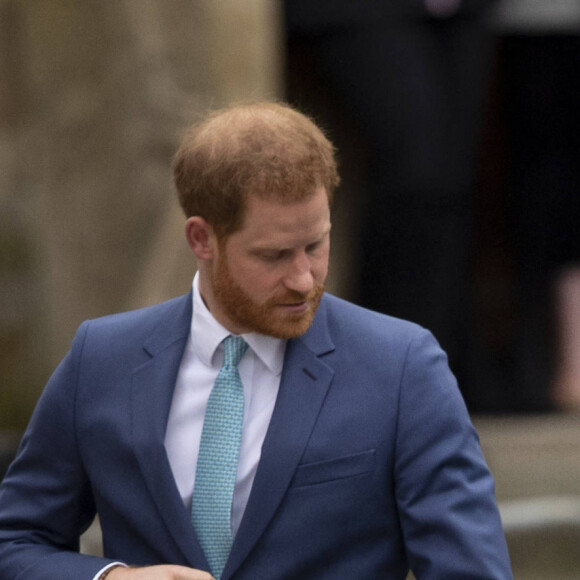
[251, 226, 331, 253]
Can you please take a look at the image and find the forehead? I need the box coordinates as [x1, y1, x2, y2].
[232, 188, 331, 246]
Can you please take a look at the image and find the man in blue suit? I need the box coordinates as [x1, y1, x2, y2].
[0, 102, 512, 579]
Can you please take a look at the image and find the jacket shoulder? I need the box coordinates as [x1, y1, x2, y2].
[76, 293, 192, 354]
[321, 293, 425, 342]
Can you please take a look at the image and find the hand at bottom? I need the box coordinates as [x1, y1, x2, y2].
[106, 565, 215, 580]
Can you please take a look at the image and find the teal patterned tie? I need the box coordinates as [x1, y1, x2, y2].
[192, 335, 248, 579]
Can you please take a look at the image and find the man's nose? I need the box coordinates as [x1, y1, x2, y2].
[283, 253, 314, 294]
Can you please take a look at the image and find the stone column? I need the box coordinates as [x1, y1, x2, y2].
[0, 0, 283, 429]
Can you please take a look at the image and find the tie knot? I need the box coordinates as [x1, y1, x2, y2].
[223, 335, 248, 369]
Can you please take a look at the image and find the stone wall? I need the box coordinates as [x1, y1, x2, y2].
[0, 0, 283, 431]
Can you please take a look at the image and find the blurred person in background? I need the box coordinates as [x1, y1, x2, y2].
[284, 0, 501, 412]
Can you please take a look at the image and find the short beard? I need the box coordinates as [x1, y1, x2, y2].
[211, 251, 324, 339]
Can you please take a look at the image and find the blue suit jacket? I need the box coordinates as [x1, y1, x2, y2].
[0, 293, 512, 579]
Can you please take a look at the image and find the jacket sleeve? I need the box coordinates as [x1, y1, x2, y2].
[0, 322, 120, 580]
[394, 329, 513, 579]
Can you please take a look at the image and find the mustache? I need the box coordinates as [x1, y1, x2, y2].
[271, 285, 324, 305]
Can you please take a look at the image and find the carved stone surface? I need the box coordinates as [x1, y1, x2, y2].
[0, 0, 281, 429]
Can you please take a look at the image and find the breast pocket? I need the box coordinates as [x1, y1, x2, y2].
[290, 449, 376, 488]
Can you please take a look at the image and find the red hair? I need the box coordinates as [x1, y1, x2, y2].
[173, 102, 339, 238]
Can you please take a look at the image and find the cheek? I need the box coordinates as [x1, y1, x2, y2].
[312, 254, 330, 283]
[240, 266, 280, 298]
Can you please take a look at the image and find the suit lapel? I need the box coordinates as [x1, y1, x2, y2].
[130, 292, 336, 575]
[130, 293, 209, 569]
[224, 298, 335, 578]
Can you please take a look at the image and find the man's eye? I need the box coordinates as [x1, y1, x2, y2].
[306, 242, 322, 254]
[260, 251, 284, 261]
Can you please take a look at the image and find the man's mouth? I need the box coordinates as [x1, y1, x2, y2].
[277, 301, 308, 313]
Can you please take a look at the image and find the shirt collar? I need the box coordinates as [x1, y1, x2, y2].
[191, 273, 286, 375]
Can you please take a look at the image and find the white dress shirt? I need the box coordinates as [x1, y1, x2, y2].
[165, 273, 285, 536]
[92, 274, 285, 579]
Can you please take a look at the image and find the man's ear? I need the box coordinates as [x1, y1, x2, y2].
[185, 216, 216, 260]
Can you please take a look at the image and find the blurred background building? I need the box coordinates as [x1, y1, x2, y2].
[1, 1, 579, 577]
[0, 0, 281, 431]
